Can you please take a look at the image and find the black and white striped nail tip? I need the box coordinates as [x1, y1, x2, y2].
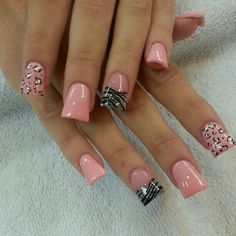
[136, 179, 164, 206]
[101, 87, 127, 111]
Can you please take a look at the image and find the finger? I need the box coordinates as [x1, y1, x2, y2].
[62, 0, 116, 122]
[114, 84, 208, 199]
[140, 64, 236, 157]
[100, 0, 152, 111]
[20, 0, 71, 96]
[173, 12, 205, 42]
[78, 99, 164, 205]
[145, 0, 175, 70]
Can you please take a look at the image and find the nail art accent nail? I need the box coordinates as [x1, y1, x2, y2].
[20, 62, 44, 96]
[61, 83, 90, 122]
[172, 161, 208, 198]
[101, 73, 128, 111]
[79, 154, 105, 185]
[130, 168, 164, 206]
[146, 43, 168, 70]
[201, 122, 236, 157]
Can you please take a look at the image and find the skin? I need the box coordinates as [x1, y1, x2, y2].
[20, 0, 175, 110]
[0, 1, 225, 193]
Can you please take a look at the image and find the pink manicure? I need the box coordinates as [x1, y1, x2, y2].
[61, 83, 90, 122]
[130, 168, 163, 206]
[101, 73, 128, 111]
[130, 168, 153, 190]
[106, 72, 129, 92]
[201, 122, 236, 157]
[146, 43, 168, 70]
[180, 12, 205, 27]
[79, 154, 105, 185]
[20, 62, 45, 96]
[172, 160, 208, 199]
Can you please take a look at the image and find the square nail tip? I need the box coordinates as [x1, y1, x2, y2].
[136, 179, 164, 206]
[86, 171, 106, 186]
[182, 183, 208, 199]
[211, 143, 236, 158]
[61, 112, 89, 122]
[141, 188, 164, 206]
[147, 61, 168, 70]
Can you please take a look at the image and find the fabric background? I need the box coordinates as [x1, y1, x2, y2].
[0, 0, 235, 235]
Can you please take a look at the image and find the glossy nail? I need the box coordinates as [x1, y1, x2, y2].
[180, 12, 205, 27]
[172, 161, 208, 198]
[79, 154, 105, 185]
[20, 62, 45, 96]
[146, 43, 168, 70]
[130, 168, 164, 206]
[61, 83, 90, 122]
[101, 72, 128, 111]
[201, 122, 236, 157]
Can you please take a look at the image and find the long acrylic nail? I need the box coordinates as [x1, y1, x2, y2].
[130, 168, 164, 206]
[101, 72, 128, 111]
[20, 62, 45, 96]
[146, 43, 168, 70]
[79, 154, 105, 185]
[61, 83, 90, 122]
[180, 12, 205, 26]
[201, 122, 236, 157]
[172, 160, 208, 198]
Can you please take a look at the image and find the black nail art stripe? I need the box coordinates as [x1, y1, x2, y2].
[136, 179, 164, 206]
[101, 87, 127, 111]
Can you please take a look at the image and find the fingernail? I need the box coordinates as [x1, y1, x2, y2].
[180, 12, 205, 27]
[146, 43, 168, 70]
[201, 122, 236, 157]
[172, 160, 208, 199]
[20, 62, 45, 96]
[79, 154, 105, 185]
[61, 83, 90, 122]
[101, 72, 128, 111]
[130, 168, 164, 206]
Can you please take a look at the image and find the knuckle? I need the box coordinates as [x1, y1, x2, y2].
[152, 64, 181, 88]
[158, 0, 174, 13]
[127, 0, 152, 13]
[182, 96, 205, 118]
[58, 132, 81, 155]
[27, 28, 50, 44]
[35, 95, 61, 123]
[78, 0, 107, 13]
[151, 132, 178, 154]
[127, 87, 151, 113]
[108, 144, 134, 162]
[68, 52, 98, 72]
[112, 43, 139, 67]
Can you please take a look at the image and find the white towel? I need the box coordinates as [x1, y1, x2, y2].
[0, 0, 236, 235]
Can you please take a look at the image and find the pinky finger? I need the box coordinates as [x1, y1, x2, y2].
[30, 85, 105, 185]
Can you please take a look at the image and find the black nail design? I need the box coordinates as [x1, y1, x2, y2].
[136, 179, 164, 206]
[101, 87, 127, 111]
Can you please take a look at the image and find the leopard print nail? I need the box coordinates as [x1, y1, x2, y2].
[202, 122, 236, 157]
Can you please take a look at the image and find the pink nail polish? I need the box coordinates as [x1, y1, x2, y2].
[180, 12, 205, 27]
[79, 154, 105, 185]
[130, 168, 163, 205]
[201, 122, 236, 157]
[101, 73, 128, 111]
[61, 83, 90, 122]
[146, 43, 168, 70]
[172, 160, 208, 199]
[20, 62, 45, 96]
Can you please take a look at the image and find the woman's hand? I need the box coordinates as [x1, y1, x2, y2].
[1, 1, 234, 206]
[14, 0, 203, 121]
